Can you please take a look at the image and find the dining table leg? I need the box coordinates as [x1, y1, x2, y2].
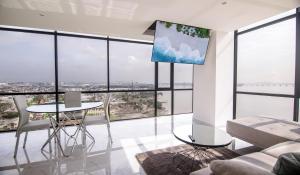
[81, 110, 88, 146]
[28, 102, 103, 157]
[41, 117, 70, 157]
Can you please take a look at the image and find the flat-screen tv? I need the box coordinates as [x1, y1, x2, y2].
[151, 20, 210, 65]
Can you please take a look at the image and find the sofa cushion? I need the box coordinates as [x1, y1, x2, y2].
[189, 152, 277, 175]
[227, 117, 300, 148]
[189, 167, 213, 175]
[234, 152, 277, 171]
[262, 141, 300, 158]
[209, 160, 274, 175]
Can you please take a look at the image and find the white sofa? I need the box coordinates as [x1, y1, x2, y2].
[190, 117, 300, 175]
[227, 116, 300, 149]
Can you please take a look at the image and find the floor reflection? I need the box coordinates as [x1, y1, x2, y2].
[13, 140, 112, 175]
[0, 114, 193, 175]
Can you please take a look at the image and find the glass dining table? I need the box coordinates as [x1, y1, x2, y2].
[26, 102, 103, 157]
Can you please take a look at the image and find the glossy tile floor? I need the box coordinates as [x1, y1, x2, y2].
[0, 114, 251, 175]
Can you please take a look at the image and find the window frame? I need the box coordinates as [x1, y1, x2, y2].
[57, 35, 108, 92]
[233, 8, 299, 121]
[0, 27, 194, 132]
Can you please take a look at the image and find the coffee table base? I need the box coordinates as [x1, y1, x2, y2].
[172, 146, 217, 172]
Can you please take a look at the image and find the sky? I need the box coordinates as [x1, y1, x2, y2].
[0, 31, 55, 83]
[58, 36, 107, 84]
[237, 18, 295, 85]
[0, 31, 193, 85]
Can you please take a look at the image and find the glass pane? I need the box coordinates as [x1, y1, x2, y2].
[157, 91, 171, 116]
[0, 95, 55, 131]
[158, 63, 170, 88]
[174, 64, 193, 89]
[109, 41, 154, 90]
[110, 92, 154, 120]
[0, 31, 55, 93]
[236, 94, 293, 121]
[237, 18, 296, 94]
[58, 36, 107, 92]
[0, 96, 18, 131]
[174, 90, 192, 114]
[82, 93, 105, 118]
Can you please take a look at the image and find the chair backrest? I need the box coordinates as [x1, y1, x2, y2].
[104, 93, 111, 122]
[13, 96, 30, 130]
[64, 91, 81, 108]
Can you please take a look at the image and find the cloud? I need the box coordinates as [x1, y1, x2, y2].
[154, 37, 204, 63]
[177, 43, 201, 60]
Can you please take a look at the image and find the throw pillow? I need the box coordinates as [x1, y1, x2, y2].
[273, 152, 300, 175]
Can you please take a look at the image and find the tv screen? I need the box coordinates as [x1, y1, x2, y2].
[151, 21, 210, 65]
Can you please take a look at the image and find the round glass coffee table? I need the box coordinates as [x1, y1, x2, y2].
[173, 123, 232, 170]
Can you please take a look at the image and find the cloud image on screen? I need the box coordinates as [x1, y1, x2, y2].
[152, 21, 210, 65]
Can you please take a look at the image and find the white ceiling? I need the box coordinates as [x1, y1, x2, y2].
[0, 0, 299, 41]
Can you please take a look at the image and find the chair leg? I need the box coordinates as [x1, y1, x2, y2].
[82, 125, 87, 146]
[107, 124, 113, 143]
[14, 134, 21, 158]
[48, 128, 52, 153]
[23, 132, 28, 148]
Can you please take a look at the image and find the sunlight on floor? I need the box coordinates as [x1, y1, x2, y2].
[120, 138, 142, 173]
[0, 114, 250, 175]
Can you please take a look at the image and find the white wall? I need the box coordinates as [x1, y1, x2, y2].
[193, 31, 234, 127]
[215, 31, 234, 126]
[193, 31, 216, 125]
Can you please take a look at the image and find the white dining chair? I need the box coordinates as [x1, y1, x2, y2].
[64, 91, 81, 108]
[61, 91, 83, 137]
[84, 93, 112, 143]
[63, 91, 83, 120]
[13, 96, 51, 158]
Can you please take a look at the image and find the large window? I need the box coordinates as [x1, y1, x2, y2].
[236, 94, 294, 121]
[109, 41, 154, 90]
[0, 95, 55, 131]
[110, 92, 155, 120]
[174, 90, 193, 114]
[0, 30, 56, 131]
[235, 10, 297, 121]
[174, 64, 193, 89]
[158, 63, 170, 88]
[173, 64, 193, 114]
[237, 19, 296, 94]
[0, 28, 194, 132]
[0, 31, 55, 93]
[157, 91, 171, 116]
[58, 36, 107, 92]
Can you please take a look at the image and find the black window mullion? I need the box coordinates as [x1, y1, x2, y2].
[233, 30, 238, 119]
[294, 98, 299, 121]
[171, 63, 174, 115]
[155, 62, 158, 116]
[54, 31, 59, 122]
[107, 36, 111, 117]
[294, 8, 300, 122]
[107, 36, 110, 91]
